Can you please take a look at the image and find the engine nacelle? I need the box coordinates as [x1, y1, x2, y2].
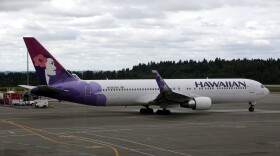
[180, 97, 212, 110]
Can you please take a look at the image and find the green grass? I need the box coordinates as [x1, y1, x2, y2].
[267, 87, 280, 92]
[0, 87, 26, 93]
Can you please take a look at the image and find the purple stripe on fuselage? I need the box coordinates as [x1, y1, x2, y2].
[33, 80, 107, 106]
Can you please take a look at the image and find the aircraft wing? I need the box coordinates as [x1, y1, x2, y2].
[156, 90, 190, 103]
[135, 93, 159, 104]
[19, 85, 69, 94]
[151, 70, 198, 107]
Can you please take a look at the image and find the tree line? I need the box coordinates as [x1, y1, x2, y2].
[0, 58, 279, 87]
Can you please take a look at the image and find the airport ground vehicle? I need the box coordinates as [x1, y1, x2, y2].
[34, 100, 48, 108]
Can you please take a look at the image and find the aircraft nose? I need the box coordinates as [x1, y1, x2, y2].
[265, 88, 270, 96]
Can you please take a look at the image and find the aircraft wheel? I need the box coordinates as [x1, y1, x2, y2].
[249, 107, 254, 112]
[165, 110, 171, 115]
[156, 110, 163, 115]
[147, 108, 154, 114]
[140, 108, 147, 114]
[156, 109, 171, 115]
[140, 108, 154, 114]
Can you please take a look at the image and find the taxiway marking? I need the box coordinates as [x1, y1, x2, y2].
[83, 132, 193, 156]
[2, 120, 119, 156]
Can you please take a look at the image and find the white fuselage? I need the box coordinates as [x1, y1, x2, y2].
[90, 78, 269, 106]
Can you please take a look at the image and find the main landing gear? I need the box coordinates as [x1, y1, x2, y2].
[248, 102, 256, 112]
[140, 106, 171, 115]
[140, 106, 154, 114]
[156, 109, 171, 115]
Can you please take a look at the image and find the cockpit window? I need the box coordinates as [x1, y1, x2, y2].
[261, 85, 264, 88]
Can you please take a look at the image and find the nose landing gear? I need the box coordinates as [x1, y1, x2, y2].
[248, 102, 256, 112]
[249, 106, 254, 112]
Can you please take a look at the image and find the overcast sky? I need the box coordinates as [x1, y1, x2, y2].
[0, 0, 279, 71]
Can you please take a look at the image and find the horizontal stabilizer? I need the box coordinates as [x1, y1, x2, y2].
[18, 85, 36, 90]
[19, 85, 68, 94]
[37, 85, 69, 94]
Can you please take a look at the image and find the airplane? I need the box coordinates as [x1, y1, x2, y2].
[20, 37, 270, 115]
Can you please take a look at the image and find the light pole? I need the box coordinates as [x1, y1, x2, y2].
[27, 50, 29, 85]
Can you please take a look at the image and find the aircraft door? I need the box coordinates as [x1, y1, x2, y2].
[85, 86, 92, 96]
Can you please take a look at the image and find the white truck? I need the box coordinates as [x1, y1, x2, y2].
[0, 93, 4, 104]
[17, 99, 35, 106]
[34, 100, 49, 108]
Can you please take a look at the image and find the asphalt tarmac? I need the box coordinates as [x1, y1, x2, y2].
[0, 93, 280, 156]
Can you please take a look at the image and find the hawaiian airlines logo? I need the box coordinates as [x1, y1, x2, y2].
[33, 54, 56, 85]
[195, 81, 247, 88]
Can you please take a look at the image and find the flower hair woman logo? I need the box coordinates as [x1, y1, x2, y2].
[33, 54, 47, 68]
[33, 54, 57, 85]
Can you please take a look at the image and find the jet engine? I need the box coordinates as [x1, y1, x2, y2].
[180, 97, 212, 110]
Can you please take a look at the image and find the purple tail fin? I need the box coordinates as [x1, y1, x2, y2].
[23, 37, 77, 85]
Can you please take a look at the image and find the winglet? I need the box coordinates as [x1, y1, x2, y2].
[152, 70, 171, 92]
